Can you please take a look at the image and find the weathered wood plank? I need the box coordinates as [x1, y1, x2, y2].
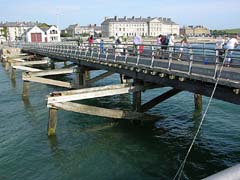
[28, 67, 74, 77]
[12, 65, 42, 72]
[47, 85, 138, 104]
[49, 102, 160, 121]
[22, 76, 72, 88]
[142, 88, 182, 112]
[50, 84, 132, 96]
[12, 60, 48, 66]
[86, 71, 114, 85]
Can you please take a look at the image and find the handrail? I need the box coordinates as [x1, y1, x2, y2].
[10, 42, 240, 85]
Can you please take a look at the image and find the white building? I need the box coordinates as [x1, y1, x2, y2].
[0, 22, 37, 42]
[65, 24, 102, 37]
[25, 25, 61, 43]
[101, 16, 180, 37]
[43, 25, 61, 42]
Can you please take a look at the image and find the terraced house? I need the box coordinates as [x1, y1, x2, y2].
[101, 16, 180, 37]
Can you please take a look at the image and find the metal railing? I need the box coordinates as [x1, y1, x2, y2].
[11, 42, 240, 83]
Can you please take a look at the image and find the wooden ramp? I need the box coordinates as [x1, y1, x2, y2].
[47, 84, 160, 136]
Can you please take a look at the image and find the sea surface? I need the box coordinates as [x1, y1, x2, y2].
[0, 62, 240, 180]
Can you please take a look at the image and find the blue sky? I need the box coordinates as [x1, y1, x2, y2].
[0, 0, 239, 30]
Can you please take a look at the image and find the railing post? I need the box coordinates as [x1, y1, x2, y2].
[105, 48, 109, 61]
[124, 49, 128, 64]
[167, 45, 173, 70]
[188, 46, 193, 75]
[150, 45, 155, 68]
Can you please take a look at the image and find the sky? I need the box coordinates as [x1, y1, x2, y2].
[0, 0, 239, 30]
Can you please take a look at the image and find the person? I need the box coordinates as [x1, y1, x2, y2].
[215, 36, 225, 62]
[115, 37, 124, 56]
[88, 35, 94, 52]
[177, 36, 188, 61]
[224, 34, 238, 66]
[133, 34, 142, 55]
[100, 39, 105, 54]
[156, 35, 163, 58]
[168, 33, 175, 52]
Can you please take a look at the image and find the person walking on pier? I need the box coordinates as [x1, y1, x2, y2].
[100, 39, 105, 54]
[224, 34, 238, 66]
[215, 36, 225, 62]
[88, 35, 94, 52]
[156, 35, 163, 58]
[133, 34, 142, 55]
[177, 36, 188, 61]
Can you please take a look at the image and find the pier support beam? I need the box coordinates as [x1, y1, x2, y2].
[133, 80, 142, 112]
[4, 62, 9, 71]
[74, 66, 87, 87]
[142, 88, 182, 112]
[194, 93, 202, 110]
[120, 74, 131, 84]
[11, 67, 16, 80]
[48, 108, 58, 136]
[22, 81, 29, 99]
[50, 59, 55, 69]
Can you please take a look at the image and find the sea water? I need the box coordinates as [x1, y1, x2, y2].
[0, 63, 239, 180]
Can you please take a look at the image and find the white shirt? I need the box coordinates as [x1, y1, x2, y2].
[133, 35, 141, 45]
[225, 38, 238, 49]
[168, 35, 175, 46]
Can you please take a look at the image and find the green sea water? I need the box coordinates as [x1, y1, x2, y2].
[0, 62, 239, 180]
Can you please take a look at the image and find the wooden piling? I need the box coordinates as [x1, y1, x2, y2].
[47, 108, 58, 136]
[74, 67, 87, 87]
[194, 94, 202, 110]
[22, 81, 29, 98]
[133, 80, 142, 112]
[50, 59, 55, 69]
[11, 67, 16, 80]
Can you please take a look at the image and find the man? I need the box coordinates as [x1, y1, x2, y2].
[224, 34, 238, 66]
[133, 34, 142, 55]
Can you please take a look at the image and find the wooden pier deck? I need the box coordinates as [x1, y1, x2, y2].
[2, 43, 240, 135]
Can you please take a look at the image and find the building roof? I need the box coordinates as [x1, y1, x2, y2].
[0, 21, 39, 27]
[101, 16, 178, 25]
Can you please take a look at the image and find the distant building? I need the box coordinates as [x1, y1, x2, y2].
[0, 21, 38, 42]
[65, 24, 102, 37]
[25, 25, 61, 43]
[101, 16, 180, 37]
[180, 25, 210, 36]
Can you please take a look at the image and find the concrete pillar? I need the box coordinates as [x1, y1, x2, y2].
[22, 81, 29, 99]
[47, 108, 58, 136]
[194, 93, 202, 110]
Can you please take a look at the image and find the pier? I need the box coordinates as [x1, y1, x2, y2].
[1, 42, 240, 136]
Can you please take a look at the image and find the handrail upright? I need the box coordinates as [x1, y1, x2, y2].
[150, 46, 155, 68]
[188, 46, 193, 75]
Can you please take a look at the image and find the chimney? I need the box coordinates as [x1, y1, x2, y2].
[163, 17, 166, 21]
[139, 16, 142, 20]
[132, 16, 135, 20]
[124, 16, 127, 20]
[114, 16, 118, 21]
[104, 16, 108, 21]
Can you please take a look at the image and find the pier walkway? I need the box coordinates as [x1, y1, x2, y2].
[20, 42, 240, 104]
